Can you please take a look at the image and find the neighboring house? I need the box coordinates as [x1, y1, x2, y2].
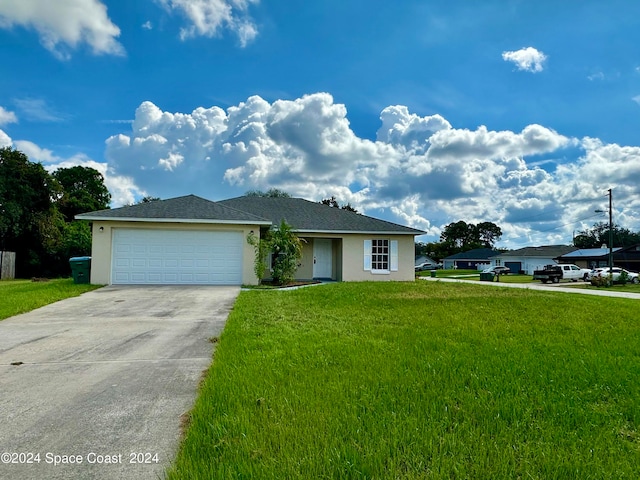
[76, 194, 424, 285]
[556, 247, 621, 270]
[443, 248, 501, 270]
[490, 245, 577, 274]
[415, 255, 437, 266]
[556, 246, 640, 271]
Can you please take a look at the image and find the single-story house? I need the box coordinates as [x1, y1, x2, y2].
[76, 194, 424, 285]
[489, 245, 577, 274]
[555, 247, 621, 270]
[415, 255, 438, 267]
[442, 248, 501, 270]
[556, 245, 640, 271]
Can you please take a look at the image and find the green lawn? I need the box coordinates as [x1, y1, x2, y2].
[0, 278, 102, 321]
[167, 281, 640, 479]
[417, 269, 535, 283]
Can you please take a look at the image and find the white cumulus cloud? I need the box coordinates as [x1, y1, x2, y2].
[105, 93, 611, 247]
[502, 46, 547, 73]
[0, 0, 123, 60]
[8, 137, 143, 206]
[96, 93, 640, 247]
[0, 129, 11, 147]
[0, 106, 17, 126]
[158, 0, 259, 47]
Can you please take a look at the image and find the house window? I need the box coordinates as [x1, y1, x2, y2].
[372, 239, 389, 270]
[364, 239, 398, 273]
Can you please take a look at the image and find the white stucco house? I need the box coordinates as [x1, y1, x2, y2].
[76, 194, 425, 285]
[489, 245, 578, 274]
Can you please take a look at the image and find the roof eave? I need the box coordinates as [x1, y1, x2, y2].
[293, 228, 424, 235]
[75, 216, 272, 226]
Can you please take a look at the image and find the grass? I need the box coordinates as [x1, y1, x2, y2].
[418, 269, 535, 283]
[0, 278, 102, 321]
[582, 283, 640, 293]
[167, 281, 640, 479]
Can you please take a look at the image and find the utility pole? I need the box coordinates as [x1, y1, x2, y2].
[608, 188, 613, 281]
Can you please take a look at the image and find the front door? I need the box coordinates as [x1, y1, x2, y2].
[313, 239, 332, 279]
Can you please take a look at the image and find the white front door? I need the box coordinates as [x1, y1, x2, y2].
[313, 239, 332, 279]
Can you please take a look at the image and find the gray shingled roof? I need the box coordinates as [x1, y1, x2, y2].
[561, 247, 621, 258]
[497, 245, 577, 258]
[218, 196, 425, 234]
[76, 194, 425, 234]
[444, 248, 501, 260]
[76, 194, 271, 224]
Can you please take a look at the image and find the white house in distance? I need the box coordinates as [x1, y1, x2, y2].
[490, 245, 578, 274]
[76, 195, 425, 285]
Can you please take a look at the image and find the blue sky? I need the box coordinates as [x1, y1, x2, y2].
[1, 0, 639, 248]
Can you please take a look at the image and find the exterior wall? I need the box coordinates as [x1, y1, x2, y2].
[89, 221, 261, 285]
[297, 239, 314, 279]
[495, 256, 558, 275]
[261, 233, 414, 282]
[342, 234, 416, 282]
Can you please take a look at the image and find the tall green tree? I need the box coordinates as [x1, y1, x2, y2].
[0, 147, 63, 276]
[53, 166, 111, 221]
[440, 221, 474, 250]
[474, 222, 502, 248]
[438, 220, 502, 257]
[574, 222, 640, 248]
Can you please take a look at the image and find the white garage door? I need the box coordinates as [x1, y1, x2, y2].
[112, 229, 243, 285]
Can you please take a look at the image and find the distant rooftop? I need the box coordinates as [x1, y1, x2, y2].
[561, 247, 622, 258]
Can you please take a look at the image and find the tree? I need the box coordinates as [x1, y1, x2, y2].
[440, 221, 474, 250]
[125, 196, 161, 207]
[247, 220, 304, 285]
[415, 241, 449, 262]
[53, 166, 111, 222]
[245, 188, 291, 197]
[320, 196, 359, 213]
[247, 229, 269, 284]
[574, 222, 640, 248]
[269, 220, 304, 285]
[440, 220, 502, 251]
[474, 222, 502, 248]
[0, 147, 63, 276]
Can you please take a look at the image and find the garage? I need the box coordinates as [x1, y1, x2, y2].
[505, 261, 522, 275]
[112, 228, 243, 285]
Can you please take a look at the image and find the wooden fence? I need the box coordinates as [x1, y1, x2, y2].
[1, 251, 15, 280]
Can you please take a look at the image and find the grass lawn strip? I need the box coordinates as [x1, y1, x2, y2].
[168, 281, 640, 479]
[0, 279, 102, 321]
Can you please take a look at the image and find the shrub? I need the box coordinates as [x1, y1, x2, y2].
[247, 220, 304, 286]
[618, 270, 629, 285]
[590, 273, 612, 287]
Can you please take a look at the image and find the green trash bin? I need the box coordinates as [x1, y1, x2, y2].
[430, 270, 437, 278]
[69, 256, 91, 284]
[480, 272, 495, 282]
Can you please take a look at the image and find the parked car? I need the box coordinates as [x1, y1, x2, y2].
[482, 266, 510, 275]
[587, 267, 640, 284]
[533, 264, 591, 283]
[415, 262, 437, 271]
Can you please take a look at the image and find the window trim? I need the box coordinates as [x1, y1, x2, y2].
[364, 239, 398, 274]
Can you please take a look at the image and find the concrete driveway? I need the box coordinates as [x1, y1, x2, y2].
[0, 285, 239, 480]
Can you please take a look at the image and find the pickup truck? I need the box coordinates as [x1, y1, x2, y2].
[532, 264, 591, 283]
